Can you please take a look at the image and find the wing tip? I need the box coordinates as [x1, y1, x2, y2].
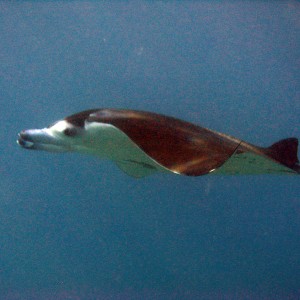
[267, 138, 300, 174]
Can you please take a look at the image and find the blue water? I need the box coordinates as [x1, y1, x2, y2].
[1, 2, 299, 299]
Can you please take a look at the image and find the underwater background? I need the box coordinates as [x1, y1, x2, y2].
[0, 2, 299, 299]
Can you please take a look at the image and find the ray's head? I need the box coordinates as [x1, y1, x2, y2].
[17, 119, 86, 153]
[18, 110, 101, 153]
[17, 109, 125, 157]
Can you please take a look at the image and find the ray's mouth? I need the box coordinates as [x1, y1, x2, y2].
[17, 131, 35, 149]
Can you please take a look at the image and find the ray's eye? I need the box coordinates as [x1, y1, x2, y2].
[63, 127, 77, 137]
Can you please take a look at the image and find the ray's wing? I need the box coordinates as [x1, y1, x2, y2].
[212, 139, 299, 175]
[87, 109, 299, 176]
[115, 160, 160, 178]
[87, 109, 242, 176]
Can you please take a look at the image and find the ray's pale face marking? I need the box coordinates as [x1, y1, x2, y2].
[49, 120, 81, 139]
[18, 119, 87, 153]
[44, 119, 107, 154]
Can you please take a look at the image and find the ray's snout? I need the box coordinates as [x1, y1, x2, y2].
[17, 128, 52, 151]
[17, 130, 35, 149]
[17, 128, 70, 152]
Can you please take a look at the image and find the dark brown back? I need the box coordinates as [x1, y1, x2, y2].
[87, 109, 242, 175]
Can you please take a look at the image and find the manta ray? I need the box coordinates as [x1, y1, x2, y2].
[17, 109, 299, 178]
